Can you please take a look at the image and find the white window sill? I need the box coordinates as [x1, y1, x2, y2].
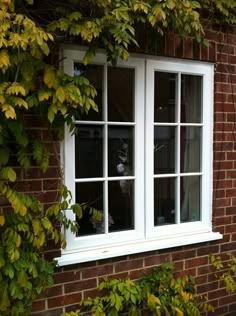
[55, 231, 222, 266]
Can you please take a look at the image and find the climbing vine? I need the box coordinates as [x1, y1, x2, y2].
[0, 0, 235, 314]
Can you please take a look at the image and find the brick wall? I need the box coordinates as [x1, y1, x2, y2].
[29, 24, 236, 316]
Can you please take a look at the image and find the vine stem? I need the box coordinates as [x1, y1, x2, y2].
[14, 47, 21, 82]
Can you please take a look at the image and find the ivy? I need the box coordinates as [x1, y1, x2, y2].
[63, 263, 214, 316]
[0, 0, 235, 314]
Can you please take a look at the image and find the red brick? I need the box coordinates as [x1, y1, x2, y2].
[214, 93, 228, 103]
[194, 274, 208, 285]
[32, 300, 46, 312]
[214, 189, 226, 199]
[173, 261, 184, 271]
[229, 302, 236, 312]
[83, 288, 100, 299]
[213, 160, 233, 170]
[197, 265, 214, 276]
[225, 224, 236, 234]
[201, 46, 209, 61]
[175, 268, 196, 278]
[209, 41, 216, 61]
[65, 278, 97, 294]
[214, 198, 231, 208]
[214, 216, 232, 226]
[197, 245, 219, 256]
[175, 36, 183, 57]
[165, 33, 175, 56]
[31, 308, 63, 316]
[216, 180, 232, 190]
[53, 271, 80, 285]
[209, 305, 229, 316]
[41, 285, 62, 298]
[171, 250, 196, 261]
[215, 73, 228, 83]
[48, 293, 82, 309]
[213, 207, 225, 217]
[220, 242, 236, 252]
[227, 113, 236, 123]
[197, 281, 219, 294]
[219, 294, 236, 306]
[81, 265, 113, 279]
[214, 151, 226, 160]
[115, 258, 143, 273]
[185, 256, 208, 269]
[232, 233, 236, 241]
[183, 38, 193, 59]
[129, 267, 152, 280]
[213, 170, 226, 181]
[16, 180, 42, 192]
[214, 141, 233, 152]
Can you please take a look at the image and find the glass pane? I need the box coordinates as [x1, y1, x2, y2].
[74, 63, 103, 121]
[108, 67, 134, 122]
[180, 176, 200, 222]
[108, 126, 134, 177]
[75, 125, 103, 178]
[154, 72, 177, 123]
[154, 127, 175, 174]
[180, 127, 201, 173]
[181, 75, 202, 123]
[154, 178, 175, 226]
[76, 182, 104, 236]
[108, 180, 134, 232]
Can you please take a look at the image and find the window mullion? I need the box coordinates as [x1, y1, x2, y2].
[176, 72, 181, 225]
[104, 64, 108, 234]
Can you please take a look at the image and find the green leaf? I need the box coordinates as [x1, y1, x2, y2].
[0, 147, 9, 165]
[0, 283, 10, 312]
[56, 86, 66, 103]
[0, 167, 16, 182]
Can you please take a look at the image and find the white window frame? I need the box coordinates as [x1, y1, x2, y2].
[57, 47, 222, 266]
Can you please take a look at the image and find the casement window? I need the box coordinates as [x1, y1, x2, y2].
[58, 48, 221, 265]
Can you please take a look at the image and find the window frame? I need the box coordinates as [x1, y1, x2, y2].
[57, 47, 222, 266]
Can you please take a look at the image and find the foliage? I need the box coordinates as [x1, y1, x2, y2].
[210, 253, 236, 294]
[201, 0, 236, 25]
[0, 0, 235, 314]
[62, 262, 214, 316]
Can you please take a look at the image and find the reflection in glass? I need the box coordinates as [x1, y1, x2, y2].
[180, 176, 200, 222]
[108, 127, 134, 177]
[181, 75, 202, 123]
[75, 125, 103, 178]
[108, 180, 134, 232]
[76, 182, 104, 236]
[108, 67, 134, 122]
[154, 178, 175, 226]
[180, 127, 201, 173]
[74, 63, 103, 121]
[154, 127, 175, 174]
[154, 72, 177, 123]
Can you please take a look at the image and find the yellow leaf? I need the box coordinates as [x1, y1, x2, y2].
[1, 104, 16, 119]
[38, 90, 52, 101]
[32, 219, 42, 236]
[0, 215, 5, 226]
[56, 86, 66, 103]
[6, 83, 26, 96]
[43, 66, 56, 88]
[15, 234, 21, 247]
[9, 97, 28, 109]
[0, 49, 10, 72]
[19, 205, 27, 216]
[0, 95, 5, 104]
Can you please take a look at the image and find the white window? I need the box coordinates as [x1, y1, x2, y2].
[58, 48, 222, 266]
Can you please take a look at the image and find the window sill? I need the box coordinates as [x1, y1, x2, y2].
[56, 231, 222, 266]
